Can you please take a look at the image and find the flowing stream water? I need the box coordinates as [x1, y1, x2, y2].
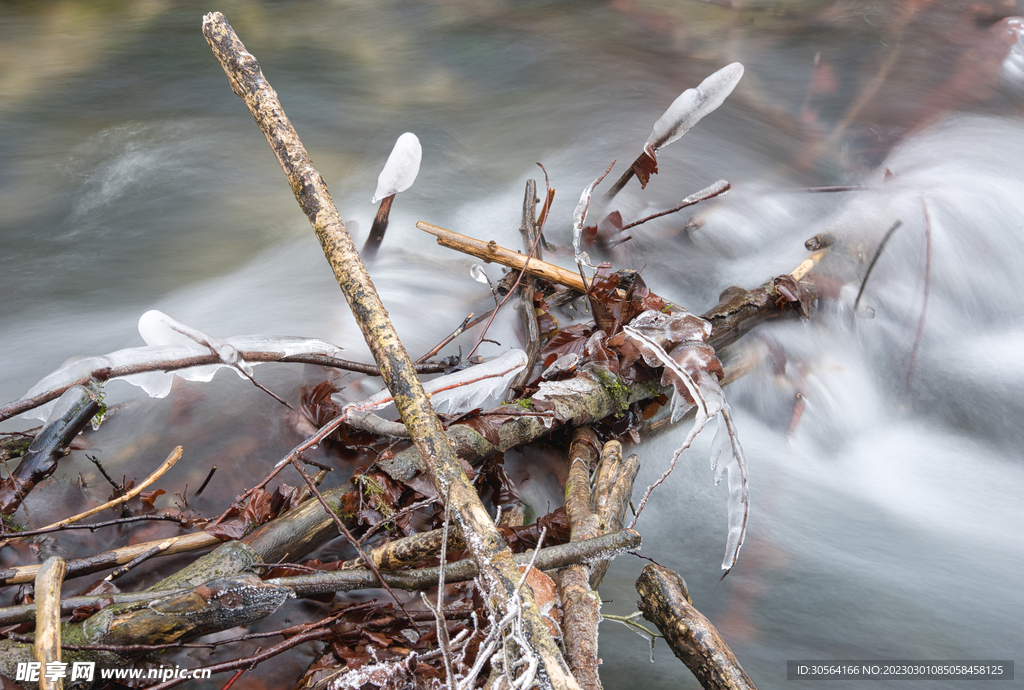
[1, 2, 1022, 688]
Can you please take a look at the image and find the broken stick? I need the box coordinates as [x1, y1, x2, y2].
[418, 220, 588, 292]
[636, 564, 759, 690]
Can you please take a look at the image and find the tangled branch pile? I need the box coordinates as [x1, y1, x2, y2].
[0, 12, 826, 690]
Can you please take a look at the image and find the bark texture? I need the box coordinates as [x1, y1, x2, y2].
[636, 564, 759, 690]
[34, 557, 65, 690]
[558, 428, 604, 690]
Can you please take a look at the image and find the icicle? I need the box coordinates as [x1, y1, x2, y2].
[19, 356, 113, 421]
[680, 179, 730, 206]
[644, 63, 744, 159]
[621, 313, 748, 573]
[572, 181, 596, 269]
[371, 132, 422, 203]
[138, 309, 248, 374]
[427, 349, 528, 413]
[711, 406, 750, 574]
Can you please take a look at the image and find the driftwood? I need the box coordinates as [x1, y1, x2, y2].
[589, 440, 640, 588]
[636, 564, 759, 690]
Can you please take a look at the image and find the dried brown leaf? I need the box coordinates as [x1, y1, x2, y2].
[631, 150, 659, 188]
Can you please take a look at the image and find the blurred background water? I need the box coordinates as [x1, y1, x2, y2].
[1, 1, 1022, 688]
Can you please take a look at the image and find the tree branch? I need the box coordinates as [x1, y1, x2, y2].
[202, 13, 579, 687]
[636, 564, 759, 690]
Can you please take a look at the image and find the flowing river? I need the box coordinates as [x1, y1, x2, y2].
[1, 2, 1022, 688]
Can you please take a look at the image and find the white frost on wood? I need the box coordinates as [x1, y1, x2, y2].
[371, 132, 422, 203]
[643, 62, 744, 158]
[533, 375, 598, 401]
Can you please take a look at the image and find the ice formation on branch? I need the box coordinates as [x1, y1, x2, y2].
[644, 62, 744, 159]
[620, 310, 749, 573]
[336, 349, 528, 415]
[371, 132, 422, 203]
[572, 179, 597, 268]
[470, 264, 489, 284]
[17, 311, 343, 421]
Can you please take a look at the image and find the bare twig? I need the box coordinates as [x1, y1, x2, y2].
[104, 538, 178, 583]
[0, 514, 191, 541]
[0, 531, 221, 587]
[35, 446, 182, 532]
[194, 465, 217, 498]
[424, 486, 456, 687]
[0, 350, 447, 424]
[511, 179, 542, 390]
[619, 180, 731, 232]
[145, 625, 333, 690]
[416, 312, 475, 363]
[853, 219, 902, 320]
[289, 457, 423, 634]
[266, 529, 643, 598]
[465, 216, 548, 359]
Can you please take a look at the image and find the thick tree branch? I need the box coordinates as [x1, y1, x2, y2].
[202, 13, 578, 687]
